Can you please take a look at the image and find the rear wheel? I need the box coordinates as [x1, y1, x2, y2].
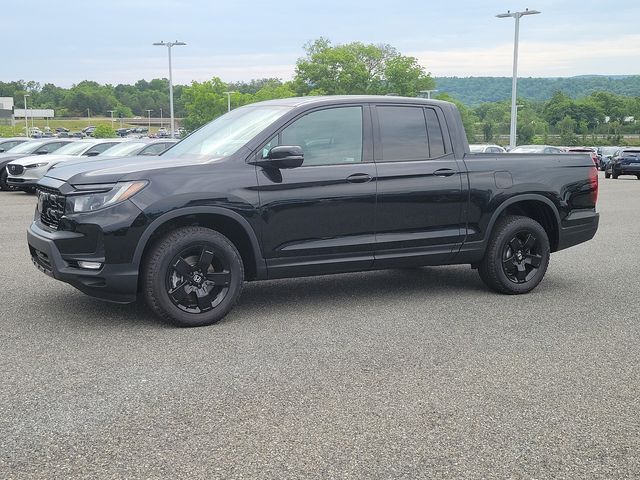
[604, 170, 611, 179]
[612, 169, 619, 179]
[478, 215, 550, 295]
[142, 226, 244, 327]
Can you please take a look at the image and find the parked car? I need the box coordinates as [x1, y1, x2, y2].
[510, 145, 565, 154]
[116, 128, 131, 137]
[6, 139, 124, 191]
[30, 127, 43, 138]
[566, 147, 598, 166]
[157, 127, 170, 138]
[0, 137, 29, 153]
[55, 127, 70, 133]
[469, 144, 507, 154]
[82, 139, 178, 159]
[28, 96, 598, 327]
[604, 148, 640, 179]
[82, 126, 96, 137]
[597, 146, 620, 171]
[0, 139, 76, 190]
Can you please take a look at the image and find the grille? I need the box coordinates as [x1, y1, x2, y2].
[7, 164, 24, 175]
[37, 186, 66, 230]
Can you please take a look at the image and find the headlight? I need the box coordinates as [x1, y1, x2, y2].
[25, 162, 49, 169]
[66, 181, 148, 213]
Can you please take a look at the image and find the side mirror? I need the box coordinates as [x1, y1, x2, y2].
[255, 145, 304, 169]
[36, 149, 48, 155]
[85, 151, 100, 157]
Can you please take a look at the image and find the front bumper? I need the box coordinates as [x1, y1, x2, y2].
[27, 221, 139, 303]
[7, 167, 48, 188]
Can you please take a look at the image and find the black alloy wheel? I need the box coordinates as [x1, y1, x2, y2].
[501, 231, 543, 284]
[166, 245, 231, 314]
[142, 226, 244, 327]
[478, 215, 550, 295]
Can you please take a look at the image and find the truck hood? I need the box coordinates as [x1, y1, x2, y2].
[44, 155, 221, 185]
[9, 154, 80, 167]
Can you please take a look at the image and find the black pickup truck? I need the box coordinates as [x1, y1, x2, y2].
[28, 96, 599, 327]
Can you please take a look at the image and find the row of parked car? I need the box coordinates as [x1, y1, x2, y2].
[0, 137, 177, 192]
[470, 143, 640, 179]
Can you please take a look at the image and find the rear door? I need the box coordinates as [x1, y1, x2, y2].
[255, 104, 377, 278]
[372, 104, 465, 267]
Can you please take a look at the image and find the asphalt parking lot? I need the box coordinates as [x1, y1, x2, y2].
[1, 173, 639, 479]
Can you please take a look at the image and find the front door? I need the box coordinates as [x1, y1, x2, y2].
[255, 104, 377, 278]
[372, 104, 465, 267]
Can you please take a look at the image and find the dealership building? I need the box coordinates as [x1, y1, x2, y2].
[0, 97, 55, 127]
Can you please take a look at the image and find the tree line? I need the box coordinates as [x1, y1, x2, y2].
[2, 38, 639, 145]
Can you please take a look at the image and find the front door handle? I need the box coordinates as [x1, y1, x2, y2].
[346, 173, 372, 183]
[433, 168, 456, 177]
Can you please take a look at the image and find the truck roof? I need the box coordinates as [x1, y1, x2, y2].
[251, 95, 453, 108]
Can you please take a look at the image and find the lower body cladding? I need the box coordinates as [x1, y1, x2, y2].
[28, 222, 138, 303]
[612, 163, 640, 177]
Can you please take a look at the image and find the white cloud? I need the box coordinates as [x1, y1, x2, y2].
[410, 34, 640, 77]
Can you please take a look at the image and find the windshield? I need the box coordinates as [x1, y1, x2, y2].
[601, 147, 619, 155]
[53, 142, 94, 155]
[163, 105, 292, 159]
[5, 140, 47, 154]
[101, 142, 147, 157]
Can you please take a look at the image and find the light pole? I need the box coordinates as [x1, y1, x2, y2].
[146, 109, 153, 133]
[23, 94, 30, 136]
[160, 108, 163, 128]
[87, 108, 91, 124]
[419, 89, 439, 99]
[107, 110, 115, 129]
[497, 8, 541, 148]
[223, 91, 236, 112]
[153, 40, 186, 138]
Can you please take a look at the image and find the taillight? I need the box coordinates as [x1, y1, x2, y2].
[591, 153, 598, 165]
[589, 166, 598, 205]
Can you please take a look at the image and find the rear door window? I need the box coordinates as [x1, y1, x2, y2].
[377, 106, 429, 162]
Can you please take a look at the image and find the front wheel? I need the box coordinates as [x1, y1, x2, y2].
[142, 226, 244, 327]
[478, 215, 550, 295]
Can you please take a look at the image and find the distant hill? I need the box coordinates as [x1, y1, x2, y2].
[434, 75, 640, 105]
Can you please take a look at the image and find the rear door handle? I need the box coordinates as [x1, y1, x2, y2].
[433, 168, 456, 177]
[346, 173, 372, 183]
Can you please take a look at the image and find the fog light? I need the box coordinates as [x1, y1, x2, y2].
[77, 261, 103, 270]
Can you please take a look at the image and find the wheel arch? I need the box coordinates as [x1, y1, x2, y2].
[486, 194, 561, 252]
[133, 207, 266, 281]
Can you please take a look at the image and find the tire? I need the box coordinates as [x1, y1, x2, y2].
[612, 169, 619, 179]
[478, 215, 550, 295]
[636, 175, 640, 180]
[604, 170, 611, 179]
[142, 226, 244, 327]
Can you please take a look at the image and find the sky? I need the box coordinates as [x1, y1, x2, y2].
[5, 0, 640, 86]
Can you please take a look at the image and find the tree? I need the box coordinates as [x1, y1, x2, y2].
[557, 115, 578, 145]
[92, 125, 116, 138]
[482, 121, 494, 142]
[293, 38, 434, 96]
[181, 77, 229, 131]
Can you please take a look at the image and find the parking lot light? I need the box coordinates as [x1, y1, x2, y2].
[23, 94, 30, 137]
[153, 41, 187, 138]
[223, 91, 237, 112]
[146, 109, 153, 133]
[496, 8, 541, 149]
